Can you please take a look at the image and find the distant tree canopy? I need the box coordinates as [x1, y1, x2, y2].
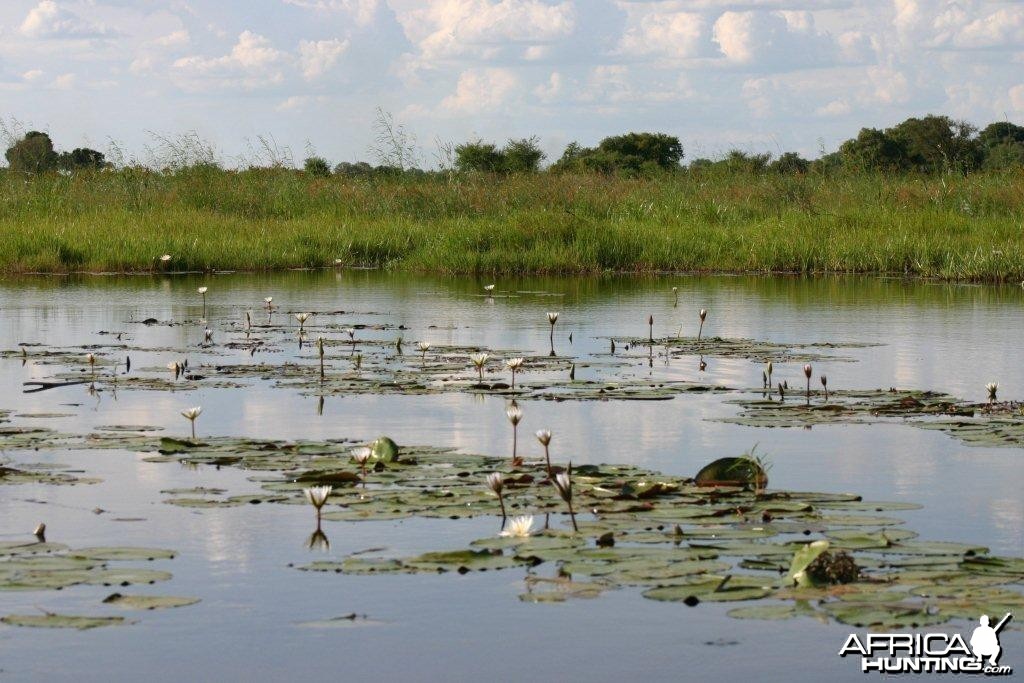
[553, 132, 683, 175]
[5, 114, 1024, 179]
[5, 131, 58, 174]
[59, 147, 108, 171]
[837, 115, 987, 174]
[454, 137, 545, 173]
[303, 156, 332, 178]
[4, 131, 107, 174]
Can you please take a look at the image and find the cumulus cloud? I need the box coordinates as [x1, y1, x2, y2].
[815, 98, 851, 116]
[20, 1, 114, 39]
[1009, 84, 1024, 112]
[534, 71, 563, 101]
[155, 29, 191, 48]
[617, 8, 704, 60]
[298, 39, 349, 80]
[712, 10, 839, 69]
[441, 67, 520, 112]
[172, 31, 287, 91]
[394, 0, 576, 62]
[893, 0, 1024, 50]
[283, 0, 381, 26]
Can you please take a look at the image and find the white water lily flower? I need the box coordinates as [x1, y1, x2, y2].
[198, 286, 208, 294]
[86, 353, 96, 366]
[536, 429, 552, 446]
[351, 447, 372, 465]
[486, 472, 503, 494]
[264, 297, 273, 305]
[160, 254, 172, 262]
[554, 472, 572, 503]
[303, 485, 332, 509]
[803, 364, 812, 378]
[484, 284, 495, 292]
[167, 362, 180, 372]
[417, 341, 431, 352]
[505, 358, 524, 370]
[547, 312, 559, 324]
[470, 353, 489, 368]
[181, 406, 202, 420]
[295, 312, 311, 324]
[699, 308, 707, 321]
[344, 328, 356, 340]
[505, 403, 523, 426]
[499, 515, 534, 538]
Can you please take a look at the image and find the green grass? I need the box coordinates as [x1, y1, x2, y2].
[1, 166, 1022, 280]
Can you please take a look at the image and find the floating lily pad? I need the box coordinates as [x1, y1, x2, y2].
[1, 613, 132, 630]
[72, 547, 176, 561]
[102, 593, 200, 610]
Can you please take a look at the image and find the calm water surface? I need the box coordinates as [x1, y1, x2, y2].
[0, 272, 1021, 682]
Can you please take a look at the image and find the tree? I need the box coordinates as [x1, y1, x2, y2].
[333, 161, 374, 177]
[552, 132, 683, 175]
[5, 131, 58, 174]
[978, 122, 1024, 149]
[595, 132, 684, 171]
[770, 152, 810, 174]
[978, 122, 1024, 169]
[721, 149, 771, 173]
[983, 141, 1024, 170]
[839, 128, 908, 172]
[303, 156, 332, 177]
[886, 115, 982, 173]
[58, 147, 108, 171]
[455, 141, 505, 173]
[503, 137, 545, 173]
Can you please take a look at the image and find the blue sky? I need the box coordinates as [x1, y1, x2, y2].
[2, 0, 1023, 167]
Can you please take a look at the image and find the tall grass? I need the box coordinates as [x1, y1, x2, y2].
[1, 167, 1022, 280]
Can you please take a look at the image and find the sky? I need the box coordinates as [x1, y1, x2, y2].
[1, 0, 1023, 167]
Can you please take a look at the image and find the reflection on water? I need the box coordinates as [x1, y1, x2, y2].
[0, 271, 1022, 682]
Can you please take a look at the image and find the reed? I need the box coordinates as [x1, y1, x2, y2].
[2, 167, 1022, 281]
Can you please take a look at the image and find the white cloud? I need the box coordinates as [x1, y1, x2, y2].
[20, 0, 114, 39]
[617, 9, 704, 60]
[534, 71, 562, 101]
[893, 0, 1024, 51]
[816, 99, 851, 116]
[172, 31, 287, 91]
[441, 67, 520, 112]
[298, 39, 349, 80]
[394, 0, 576, 61]
[1009, 84, 1024, 112]
[53, 72, 76, 89]
[283, 0, 381, 26]
[22, 69, 45, 82]
[155, 29, 191, 48]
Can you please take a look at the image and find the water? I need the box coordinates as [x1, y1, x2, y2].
[0, 272, 1021, 682]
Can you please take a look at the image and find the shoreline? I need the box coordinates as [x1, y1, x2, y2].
[1, 265, 1020, 284]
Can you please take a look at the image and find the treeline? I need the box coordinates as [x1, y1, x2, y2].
[5, 114, 1024, 179]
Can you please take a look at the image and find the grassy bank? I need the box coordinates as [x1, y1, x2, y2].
[1, 167, 1022, 280]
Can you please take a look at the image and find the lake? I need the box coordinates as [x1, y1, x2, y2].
[1, 271, 1021, 682]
